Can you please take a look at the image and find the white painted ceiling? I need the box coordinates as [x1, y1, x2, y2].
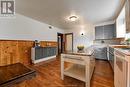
[16, 0, 124, 29]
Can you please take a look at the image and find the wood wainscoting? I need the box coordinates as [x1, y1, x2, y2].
[40, 41, 57, 47]
[0, 40, 57, 66]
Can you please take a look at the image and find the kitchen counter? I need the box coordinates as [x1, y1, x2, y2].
[62, 49, 94, 56]
[109, 45, 130, 48]
[114, 48, 130, 56]
[61, 49, 95, 87]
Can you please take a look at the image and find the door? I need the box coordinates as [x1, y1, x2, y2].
[57, 33, 64, 55]
[65, 33, 73, 51]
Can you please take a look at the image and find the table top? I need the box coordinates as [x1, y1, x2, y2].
[62, 50, 94, 56]
[0, 63, 36, 85]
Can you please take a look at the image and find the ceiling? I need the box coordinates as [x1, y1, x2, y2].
[16, 0, 125, 29]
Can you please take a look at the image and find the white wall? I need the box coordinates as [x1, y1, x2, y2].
[0, 13, 94, 50]
[65, 24, 95, 51]
[66, 34, 73, 51]
[0, 14, 64, 41]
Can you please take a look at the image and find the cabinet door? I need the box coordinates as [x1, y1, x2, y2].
[43, 48, 48, 58]
[47, 48, 50, 56]
[95, 26, 104, 39]
[114, 53, 128, 87]
[51, 47, 57, 56]
[94, 46, 107, 60]
[49, 47, 56, 56]
[126, 0, 130, 33]
[104, 24, 114, 39]
[114, 23, 117, 37]
[35, 47, 43, 60]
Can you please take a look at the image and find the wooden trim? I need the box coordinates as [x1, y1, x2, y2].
[0, 39, 58, 42]
[0, 39, 33, 42]
[57, 33, 64, 54]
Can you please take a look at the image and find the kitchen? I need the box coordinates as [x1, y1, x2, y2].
[0, 0, 130, 87]
[93, 0, 130, 87]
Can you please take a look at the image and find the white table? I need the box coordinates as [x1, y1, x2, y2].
[61, 51, 95, 87]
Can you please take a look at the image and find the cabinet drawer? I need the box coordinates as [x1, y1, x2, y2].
[63, 56, 83, 61]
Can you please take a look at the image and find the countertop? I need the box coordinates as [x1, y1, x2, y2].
[109, 45, 130, 48]
[108, 45, 130, 56]
[62, 49, 94, 56]
[114, 48, 130, 56]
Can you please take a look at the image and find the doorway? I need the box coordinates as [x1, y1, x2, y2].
[57, 33, 64, 55]
[65, 33, 73, 51]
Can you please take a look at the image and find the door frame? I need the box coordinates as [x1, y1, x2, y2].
[65, 33, 73, 51]
[57, 32, 63, 54]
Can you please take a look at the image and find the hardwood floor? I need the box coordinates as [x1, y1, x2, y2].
[13, 58, 114, 87]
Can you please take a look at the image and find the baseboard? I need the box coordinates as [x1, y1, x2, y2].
[32, 55, 56, 64]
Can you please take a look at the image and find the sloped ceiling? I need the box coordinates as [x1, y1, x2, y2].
[16, 0, 125, 29]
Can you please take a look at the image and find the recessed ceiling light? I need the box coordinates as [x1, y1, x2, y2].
[69, 16, 78, 21]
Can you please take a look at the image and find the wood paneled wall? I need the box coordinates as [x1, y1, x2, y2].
[0, 40, 57, 66]
[40, 41, 57, 47]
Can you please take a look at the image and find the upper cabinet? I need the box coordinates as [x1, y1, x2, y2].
[116, 6, 126, 38]
[125, 0, 130, 33]
[95, 26, 104, 39]
[95, 24, 116, 40]
[104, 24, 115, 39]
[116, 0, 130, 37]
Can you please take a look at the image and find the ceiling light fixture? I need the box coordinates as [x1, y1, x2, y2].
[69, 16, 78, 21]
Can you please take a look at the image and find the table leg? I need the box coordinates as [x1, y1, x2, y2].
[85, 64, 90, 87]
[61, 58, 64, 80]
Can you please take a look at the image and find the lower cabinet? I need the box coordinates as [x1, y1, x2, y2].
[31, 47, 57, 63]
[114, 50, 128, 87]
[93, 45, 108, 60]
[107, 47, 114, 70]
[35, 47, 43, 60]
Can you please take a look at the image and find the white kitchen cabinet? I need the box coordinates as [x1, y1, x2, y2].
[126, 0, 130, 33]
[114, 49, 130, 87]
[116, 5, 126, 38]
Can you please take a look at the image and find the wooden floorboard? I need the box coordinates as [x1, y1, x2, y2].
[13, 57, 114, 87]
